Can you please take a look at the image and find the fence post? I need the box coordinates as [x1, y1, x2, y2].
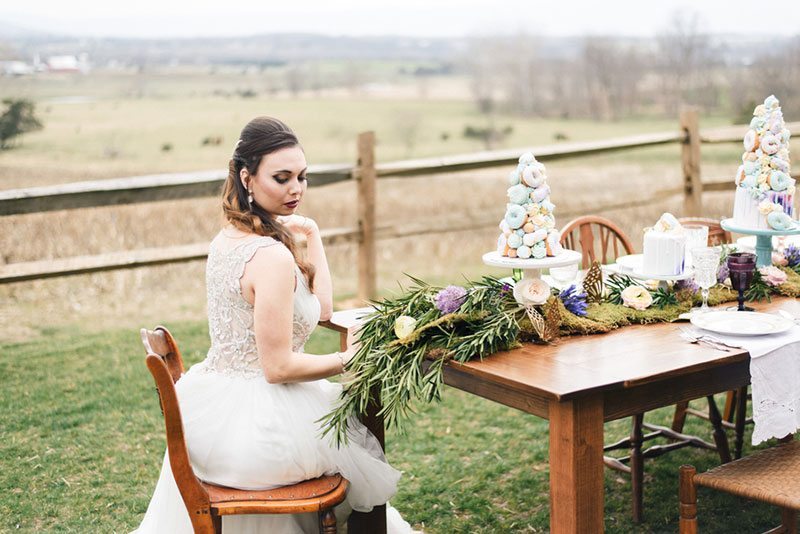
[356, 131, 377, 302]
[680, 107, 703, 217]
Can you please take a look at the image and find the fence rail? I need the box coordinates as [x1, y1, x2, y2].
[2, 115, 798, 295]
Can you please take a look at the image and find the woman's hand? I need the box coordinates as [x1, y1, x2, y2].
[277, 214, 318, 239]
[341, 327, 361, 365]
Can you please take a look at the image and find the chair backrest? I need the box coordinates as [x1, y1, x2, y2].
[141, 327, 213, 532]
[140, 327, 185, 383]
[677, 217, 733, 246]
[559, 215, 635, 269]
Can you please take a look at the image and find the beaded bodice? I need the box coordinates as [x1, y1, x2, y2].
[197, 234, 320, 379]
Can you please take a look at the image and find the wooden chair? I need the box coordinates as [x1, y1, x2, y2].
[141, 326, 349, 534]
[680, 441, 800, 533]
[559, 216, 732, 523]
[671, 217, 751, 460]
[678, 217, 733, 247]
[560, 215, 635, 269]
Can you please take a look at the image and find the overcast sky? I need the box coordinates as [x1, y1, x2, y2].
[3, 0, 800, 39]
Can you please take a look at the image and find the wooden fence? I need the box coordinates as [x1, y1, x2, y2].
[2, 109, 798, 300]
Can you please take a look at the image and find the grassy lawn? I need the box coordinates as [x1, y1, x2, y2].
[0, 322, 788, 533]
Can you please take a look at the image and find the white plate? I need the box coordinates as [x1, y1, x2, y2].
[607, 254, 694, 281]
[691, 310, 794, 336]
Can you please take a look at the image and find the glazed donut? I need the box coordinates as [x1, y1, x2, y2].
[522, 165, 545, 188]
[497, 234, 508, 255]
[531, 241, 547, 259]
[519, 152, 535, 165]
[760, 133, 780, 155]
[546, 230, 563, 256]
[743, 151, 758, 162]
[523, 222, 535, 233]
[735, 165, 746, 186]
[507, 247, 518, 258]
[531, 184, 551, 203]
[769, 170, 793, 192]
[508, 184, 530, 205]
[771, 157, 789, 173]
[769, 119, 782, 134]
[507, 232, 523, 248]
[508, 170, 521, 186]
[743, 160, 759, 175]
[767, 211, 795, 231]
[504, 204, 527, 229]
[516, 245, 532, 259]
[743, 129, 760, 152]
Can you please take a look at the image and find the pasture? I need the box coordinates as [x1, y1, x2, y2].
[1, 70, 797, 532]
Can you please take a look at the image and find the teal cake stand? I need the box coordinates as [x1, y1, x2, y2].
[721, 218, 800, 267]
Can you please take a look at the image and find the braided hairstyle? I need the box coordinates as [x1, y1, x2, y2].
[222, 116, 315, 290]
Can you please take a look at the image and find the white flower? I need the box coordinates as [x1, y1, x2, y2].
[393, 315, 417, 339]
[621, 286, 653, 311]
[513, 278, 551, 306]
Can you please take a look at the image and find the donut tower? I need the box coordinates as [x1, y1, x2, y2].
[734, 95, 796, 230]
[497, 152, 564, 259]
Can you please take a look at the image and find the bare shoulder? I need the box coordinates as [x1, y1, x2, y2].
[249, 239, 292, 270]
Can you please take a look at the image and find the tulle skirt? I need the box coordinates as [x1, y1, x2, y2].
[132, 363, 414, 533]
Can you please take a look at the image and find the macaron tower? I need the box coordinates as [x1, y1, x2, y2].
[732, 95, 796, 230]
[497, 153, 564, 259]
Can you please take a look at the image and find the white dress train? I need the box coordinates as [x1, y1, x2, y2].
[133, 234, 416, 533]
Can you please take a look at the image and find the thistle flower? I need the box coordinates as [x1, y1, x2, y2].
[784, 244, 800, 268]
[558, 284, 588, 316]
[434, 285, 468, 314]
[675, 278, 699, 294]
[717, 262, 730, 285]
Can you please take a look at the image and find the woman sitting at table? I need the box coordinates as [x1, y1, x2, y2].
[133, 117, 417, 533]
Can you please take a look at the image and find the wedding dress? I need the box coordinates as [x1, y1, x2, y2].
[133, 234, 415, 533]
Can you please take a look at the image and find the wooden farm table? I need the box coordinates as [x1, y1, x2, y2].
[323, 297, 800, 534]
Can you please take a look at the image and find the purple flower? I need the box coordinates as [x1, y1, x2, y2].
[716, 262, 730, 285]
[559, 284, 587, 316]
[784, 244, 800, 268]
[676, 278, 700, 294]
[500, 283, 513, 294]
[434, 285, 468, 314]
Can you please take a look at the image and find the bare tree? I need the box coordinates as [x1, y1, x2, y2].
[581, 37, 645, 120]
[656, 10, 713, 115]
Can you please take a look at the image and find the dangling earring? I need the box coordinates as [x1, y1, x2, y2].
[247, 190, 253, 207]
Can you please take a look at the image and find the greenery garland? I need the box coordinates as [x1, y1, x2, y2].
[320, 263, 800, 446]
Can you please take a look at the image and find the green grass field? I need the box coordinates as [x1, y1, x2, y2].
[0, 322, 787, 533]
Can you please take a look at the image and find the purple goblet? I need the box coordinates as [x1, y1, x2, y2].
[727, 252, 756, 311]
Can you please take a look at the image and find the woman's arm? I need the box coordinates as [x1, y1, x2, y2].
[279, 215, 333, 321]
[243, 244, 350, 384]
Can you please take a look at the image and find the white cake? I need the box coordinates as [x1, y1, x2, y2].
[731, 95, 796, 231]
[642, 213, 686, 276]
[497, 153, 563, 259]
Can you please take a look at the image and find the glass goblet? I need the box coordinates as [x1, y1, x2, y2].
[683, 225, 709, 269]
[727, 252, 757, 311]
[549, 263, 579, 288]
[691, 247, 721, 313]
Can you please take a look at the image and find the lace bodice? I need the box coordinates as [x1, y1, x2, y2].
[196, 234, 321, 379]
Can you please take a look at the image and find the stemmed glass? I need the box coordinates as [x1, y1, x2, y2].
[691, 247, 721, 313]
[683, 225, 709, 269]
[727, 252, 757, 311]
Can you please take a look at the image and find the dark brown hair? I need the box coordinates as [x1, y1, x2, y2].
[222, 116, 315, 289]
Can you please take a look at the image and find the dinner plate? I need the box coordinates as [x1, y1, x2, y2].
[690, 310, 794, 336]
[609, 254, 694, 281]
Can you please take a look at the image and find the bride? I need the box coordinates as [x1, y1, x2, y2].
[133, 117, 417, 533]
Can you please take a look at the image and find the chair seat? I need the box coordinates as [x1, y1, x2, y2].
[204, 474, 349, 515]
[694, 441, 800, 510]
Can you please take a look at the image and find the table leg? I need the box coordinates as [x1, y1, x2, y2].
[549, 395, 605, 533]
[347, 383, 387, 534]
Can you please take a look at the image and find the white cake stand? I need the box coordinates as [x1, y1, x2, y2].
[721, 218, 800, 267]
[606, 254, 694, 282]
[482, 249, 582, 281]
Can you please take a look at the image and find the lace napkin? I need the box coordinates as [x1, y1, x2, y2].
[702, 324, 800, 445]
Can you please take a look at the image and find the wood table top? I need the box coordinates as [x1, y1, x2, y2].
[447, 298, 800, 401]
